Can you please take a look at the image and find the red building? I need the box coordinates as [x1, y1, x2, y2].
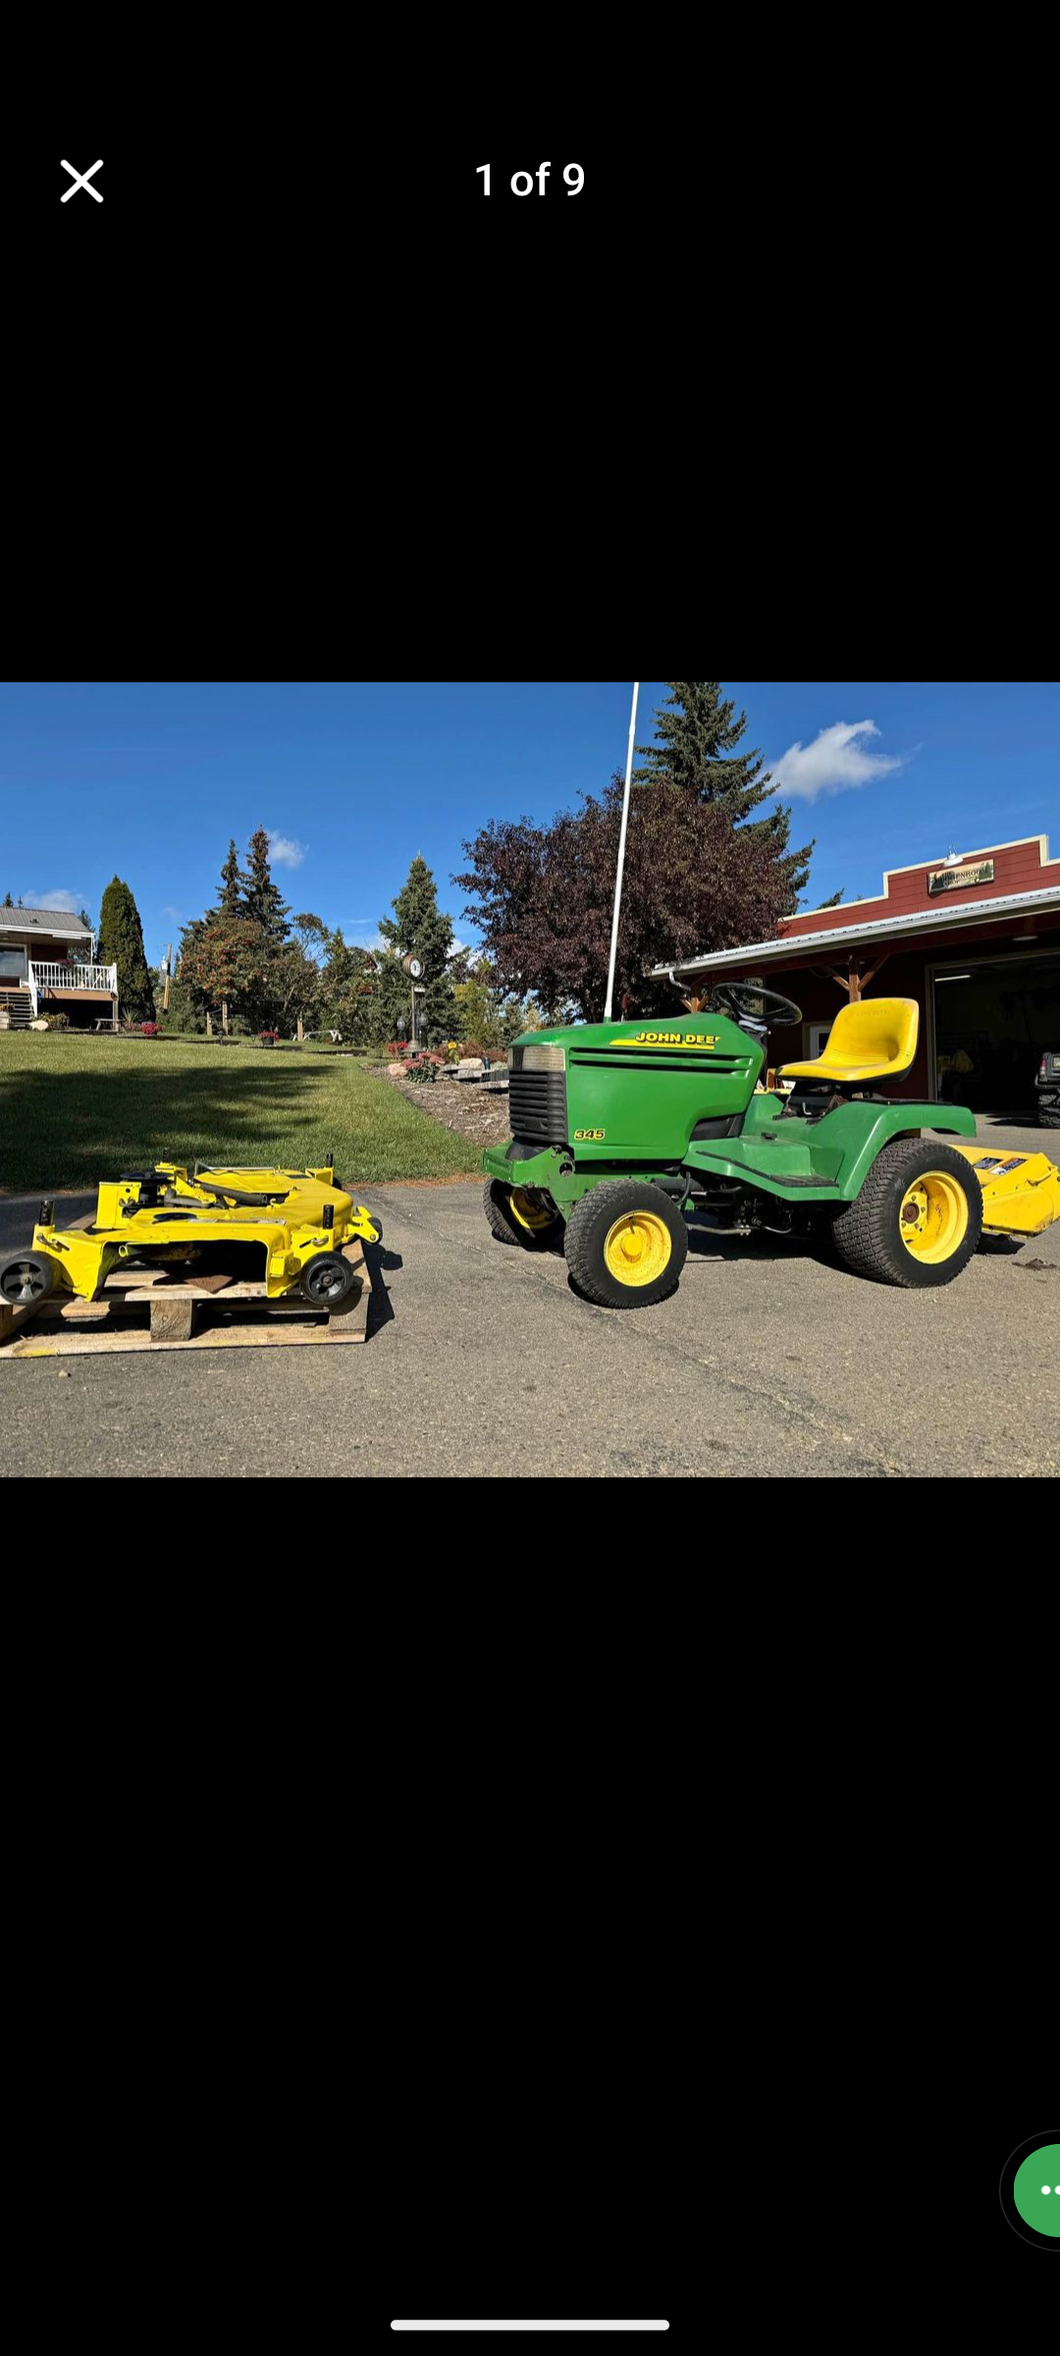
[652, 833, 1060, 1111]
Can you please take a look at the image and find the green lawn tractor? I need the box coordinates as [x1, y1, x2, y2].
[482, 989, 1060, 1306]
[0, 1160, 380, 1312]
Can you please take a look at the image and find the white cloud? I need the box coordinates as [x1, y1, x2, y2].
[23, 889, 86, 912]
[770, 720, 908, 802]
[267, 831, 307, 869]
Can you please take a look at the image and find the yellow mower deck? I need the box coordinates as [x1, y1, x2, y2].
[20, 1161, 380, 1304]
[949, 1144, 1060, 1237]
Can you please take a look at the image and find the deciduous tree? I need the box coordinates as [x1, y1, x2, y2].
[456, 778, 794, 1022]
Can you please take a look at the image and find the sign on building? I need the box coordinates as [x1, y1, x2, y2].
[928, 859, 995, 894]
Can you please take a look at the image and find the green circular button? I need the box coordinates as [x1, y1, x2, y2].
[1014, 2145, 1060, 2237]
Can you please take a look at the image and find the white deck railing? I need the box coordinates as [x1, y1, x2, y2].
[31, 961, 118, 994]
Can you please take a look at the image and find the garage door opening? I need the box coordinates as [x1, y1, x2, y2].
[932, 950, 1060, 1114]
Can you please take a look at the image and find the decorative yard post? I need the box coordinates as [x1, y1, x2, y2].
[297, 1015, 305, 1043]
[206, 1010, 213, 1039]
[401, 954, 424, 1046]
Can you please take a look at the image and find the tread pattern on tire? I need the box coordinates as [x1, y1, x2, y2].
[563, 1179, 688, 1309]
[830, 1137, 983, 1288]
[483, 1179, 524, 1245]
[1038, 1108, 1060, 1128]
[483, 1178, 561, 1249]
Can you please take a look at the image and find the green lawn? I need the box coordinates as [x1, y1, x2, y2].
[0, 1036, 480, 1191]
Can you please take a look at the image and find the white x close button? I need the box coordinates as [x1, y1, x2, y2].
[61, 161, 103, 203]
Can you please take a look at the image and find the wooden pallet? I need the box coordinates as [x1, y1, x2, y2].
[0, 1238, 369, 1357]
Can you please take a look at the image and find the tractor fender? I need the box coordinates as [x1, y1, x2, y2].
[831, 1103, 978, 1200]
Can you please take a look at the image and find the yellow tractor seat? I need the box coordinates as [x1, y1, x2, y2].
[778, 997, 919, 1087]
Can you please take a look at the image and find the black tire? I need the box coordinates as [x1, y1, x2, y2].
[563, 1179, 688, 1310]
[1038, 1106, 1060, 1128]
[830, 1138, 983, 1288]
[300, 1251, 358, 1307]
[483, 1178, 562, 1250]
[0, 1250, 56, 1307]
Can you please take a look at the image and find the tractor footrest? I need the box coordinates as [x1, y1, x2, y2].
[735, 1164, 839, 1189]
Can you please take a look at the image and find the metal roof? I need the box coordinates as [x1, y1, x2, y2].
[0, 907, 91, 935]
[649, 885, 1060, 978]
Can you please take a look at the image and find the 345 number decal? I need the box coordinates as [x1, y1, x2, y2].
[574, 1128, 606, 1141]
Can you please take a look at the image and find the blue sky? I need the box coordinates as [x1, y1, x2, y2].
[1, 681, 1056, 963]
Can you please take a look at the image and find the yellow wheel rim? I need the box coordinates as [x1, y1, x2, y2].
[898, 1170, 969, 1262]
[509, 1188, 555, 1233]
[602, 1210, 673, 1287]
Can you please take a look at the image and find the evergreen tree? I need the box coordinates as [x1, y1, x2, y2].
[453, 961, 504, 1052]
[97, 877, 156, 1021]
[240, 827, 290, 945]
[634, 681, 814, 908]
[216, 839, 242, 917]
[319, 930, 381, 1040]
[2, 891, 12, 907]
[377, 854, 459, 1044]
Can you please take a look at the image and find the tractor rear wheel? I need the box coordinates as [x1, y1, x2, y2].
[1038, 1106, 1060, 1128]
[483, 1179, 563, 1250]
[830, 1137, 982, 1288]
[563, 1180, 688, 1309]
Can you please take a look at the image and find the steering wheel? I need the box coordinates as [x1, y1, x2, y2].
[710, 981, 803, 1028]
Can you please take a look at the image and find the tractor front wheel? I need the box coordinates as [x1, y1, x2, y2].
[483, 1179, 563, 1250]
[563, 1180, 688, 1310]
[830, 1138, 982, 1288]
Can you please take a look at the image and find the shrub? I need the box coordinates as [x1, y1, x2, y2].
[405, 1057, 437, 1084]
[45, 1012, 70, 1031]
[258, 1030, 279, 1047]
[141, 1021, 159, 1037]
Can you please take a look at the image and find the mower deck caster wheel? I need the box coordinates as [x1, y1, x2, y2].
[300, 1252, 358, 1307]
[0, 1251, 57, 1307]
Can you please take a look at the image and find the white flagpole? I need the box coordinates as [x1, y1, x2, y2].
[604, 680, 640, 1021]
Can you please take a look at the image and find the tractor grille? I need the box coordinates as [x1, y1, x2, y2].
[508, 1066, 568, 1146]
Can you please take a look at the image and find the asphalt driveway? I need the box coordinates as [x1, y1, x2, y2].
[2, 1136, 1058, 1478]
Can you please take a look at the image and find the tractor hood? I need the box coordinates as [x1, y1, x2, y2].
[507, 1013, 763, 1161]
[508, 1012, 760, 1062]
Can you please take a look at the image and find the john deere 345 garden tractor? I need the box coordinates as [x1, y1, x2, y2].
[482, 989, 1060, 1307]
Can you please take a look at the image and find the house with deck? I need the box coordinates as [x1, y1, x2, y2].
[0, 908, 119, 1029]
